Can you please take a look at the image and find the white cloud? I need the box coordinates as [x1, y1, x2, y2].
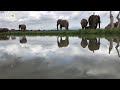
[0, 11, 119, 30]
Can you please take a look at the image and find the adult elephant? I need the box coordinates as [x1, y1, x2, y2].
[57, 19, 69, 30]
[19, 24, 26, 31]
[81, 19, 88, 29]
[19, 36, 27, 43]
[88, 15, 101, 29]
[57, 36, 69, 48]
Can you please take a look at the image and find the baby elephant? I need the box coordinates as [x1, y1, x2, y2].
[81, 19, 88, 29]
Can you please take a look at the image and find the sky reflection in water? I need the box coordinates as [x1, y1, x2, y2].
[0, 35, 120, 79]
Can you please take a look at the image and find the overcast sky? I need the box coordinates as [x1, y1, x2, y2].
[0, 11, 119, 30]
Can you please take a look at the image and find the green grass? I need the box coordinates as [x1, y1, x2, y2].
[0, 29, 120, 36]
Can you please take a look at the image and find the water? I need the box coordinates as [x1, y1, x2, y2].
[0, 35, 120, 79]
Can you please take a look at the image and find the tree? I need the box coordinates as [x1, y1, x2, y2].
[116, 11, 120, 28]
[110, 11, 114, 28]
[105, 11, 114, 29]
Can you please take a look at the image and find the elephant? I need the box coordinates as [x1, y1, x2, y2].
[88, 15, 101, 29]
[19, 36, 27, 43]
[88, 38, 100, 53]
[0, 28, 9, 32]
[81, 19, 88, 29]
[57, 36, 69, 48]
[81, 38, 88, 48]
[19, 24, 26, 31]
[57, 19, 69, 30]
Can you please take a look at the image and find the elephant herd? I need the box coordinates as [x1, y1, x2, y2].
[81, 15, 101, 29]
[57, 14, 101, 30]
[0, 35, 120, 57]
[0, 14, 101, 32]
[0, 35, 27, 43]
[0, 24, 26, 32]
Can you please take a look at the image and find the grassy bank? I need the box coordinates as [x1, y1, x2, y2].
[0, 29, 120, 36]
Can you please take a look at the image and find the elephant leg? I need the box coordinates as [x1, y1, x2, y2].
[82, 26, 84, 29]
[60, 25, 62, 30]
[66, 27, 68, 30]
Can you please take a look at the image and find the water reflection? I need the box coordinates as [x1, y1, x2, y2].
[11, 36, 16, 40]
[106, 38, 120, 57]
[80, 37, 100, 53]
[88, 38, 100, 53]
[0, 35, 120, 78]
[81, 38, 88, 48]
[57, 36, 69, 48]
[0, 35, 10, 40]
[19, 36, 27, 43]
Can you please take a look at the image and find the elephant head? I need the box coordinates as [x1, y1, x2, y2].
[20, 36, 27, 43]
[57, 36, 69, 48]
[80, 19, 88, 29]
[88, 15, 101, 29]
[19, 24, 26, 31]
[81, 38, 88, 48]
[57, 19, 69, 30]
[88, 38, 100, 53]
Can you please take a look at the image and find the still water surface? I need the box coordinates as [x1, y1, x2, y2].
[0, 35, 120, 79]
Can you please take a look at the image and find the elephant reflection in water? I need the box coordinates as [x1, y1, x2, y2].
[81, 38, 88, 48]
[19, 36, 27, 43]
[0, 35, 10, 40]
[107, 38, 120, 57]
[80, 37, 100, 53]
[88, 38, 100, 53]
[11, 36, 16, 40]
[57, 36, 69, 48]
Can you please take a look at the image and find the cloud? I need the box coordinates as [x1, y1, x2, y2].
[0, 11, 119, 30]
[0, 36, 120, 78]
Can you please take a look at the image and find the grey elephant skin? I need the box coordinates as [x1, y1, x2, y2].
[88, 15, 101, 29]
[81, 19, 88, 29]
[57, 19, 69, 30]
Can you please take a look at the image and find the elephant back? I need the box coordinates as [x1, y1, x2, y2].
[88, 15, 95, 25]
[61, 20, 69, 26]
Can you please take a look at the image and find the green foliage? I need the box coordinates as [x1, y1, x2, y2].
[0, 29, 120, 36]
